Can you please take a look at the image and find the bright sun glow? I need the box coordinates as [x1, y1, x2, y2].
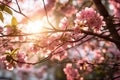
[26, 20, 44, 33]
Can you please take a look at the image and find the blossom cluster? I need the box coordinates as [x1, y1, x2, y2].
[74, 7, 104, 31]
[0, 0, 119, 80]
[64, 63, 80, 80]
[59, 17, 69, 30]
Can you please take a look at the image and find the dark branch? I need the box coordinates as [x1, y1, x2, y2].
[92, 0, 120, 51]
[81, 30, 119, 43]
[113, 76, 120, 80]
[15, 0, 21, 12]
[0, 1, 32, 21]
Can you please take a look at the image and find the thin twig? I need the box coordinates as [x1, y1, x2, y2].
[66, 34, 87, 43]
[15, 0, 21, 12]
[81, 30, 120, 43]
[0, 1, 32, 21]
[113, 76, 120, 80]
[42, 0, 56, 30]
[0, 39, 9, 48]
[11, 41, 64, 65]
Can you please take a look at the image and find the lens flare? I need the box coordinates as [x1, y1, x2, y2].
[26, 20, 44, 33]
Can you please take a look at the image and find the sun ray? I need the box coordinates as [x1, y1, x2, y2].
[25, 20, 44, 33]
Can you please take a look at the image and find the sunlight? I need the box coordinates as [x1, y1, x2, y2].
[21, 16, 53, 34]
[26, 20, 44, 33]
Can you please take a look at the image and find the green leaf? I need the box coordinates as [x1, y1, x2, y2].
[4, 24, 11, 28]
[0, 12, 4, 22]
[4, 6, 13, 15]
[6, 55, 12, 62]
[0, 4, 5, 11]
[4, 52, 10, 55]
[11, 48, 19, 55]
[11, 16, 18, 26]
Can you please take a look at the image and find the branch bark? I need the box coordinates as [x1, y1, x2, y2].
[93, 0, 120, 51]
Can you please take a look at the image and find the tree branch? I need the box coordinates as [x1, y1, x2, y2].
[92, 0, 120, 51]
[0, 1, 32, 21]
[42, 0, 56, 30]
[15, 0, 21, 12]
[113, 76, 120, 80]
[81, 30, 119, 43]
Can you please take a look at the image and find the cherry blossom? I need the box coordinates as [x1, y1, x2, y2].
[64, 63, 80, 80]
[16, 52, 27, 67]
[74, 7, 104, 30]
[59, 17, 69, 30]
[51, 47, 68, 61]
[0, 55, 6, 69]
[109, 0, 120, 18]
[4, 26, 14, 35]
[0, 0, 120, 80]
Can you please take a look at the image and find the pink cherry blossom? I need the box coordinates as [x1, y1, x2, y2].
[16, 52, 26, 62]
[46, 0, 56, 11]
[109, 0, 120, 18]
[77, 0, 83, 4]
[29, 46, 39, 53]
[51, 47, 68, 61]
[4, 26, 14, 35]
[0, 56, 6, 69]
[0, 55, 14, 70]
[59, 17, 69, 30]
[6, 63, 14, 70]
[64, 63, 80, 80]
[74, 7, 104, 30]
[16, 52, 27, 67]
